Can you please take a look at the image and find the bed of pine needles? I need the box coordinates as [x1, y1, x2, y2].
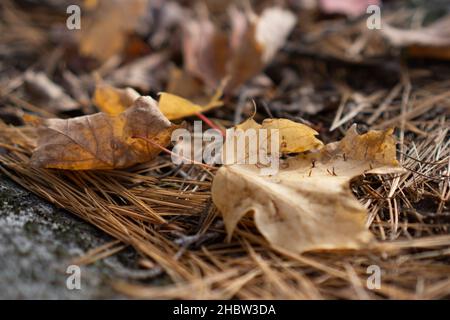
[0, 0, 449, 299]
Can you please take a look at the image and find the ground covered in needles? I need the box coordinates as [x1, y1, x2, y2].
[0, 0, 449, 299]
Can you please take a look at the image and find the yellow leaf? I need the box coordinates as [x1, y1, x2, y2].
[212, 125, 404, 254]
[93, 83, 139, 115]
[93, 81, 223, 120]
[30, 96, 177, 170]
[223, 118, 323, 164]
[158, 91, 223, 121]
[261, 118, 323, 153]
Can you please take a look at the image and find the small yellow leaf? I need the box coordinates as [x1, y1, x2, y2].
[158, 91, 223, 121]
[93, 83, 140, 115]
[158, 93, 203, 120]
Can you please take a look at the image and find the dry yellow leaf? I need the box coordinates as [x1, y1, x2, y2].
[93, 81, 223, 120]
[212, 125, 403, 254]
[93, 83, 140, 115]
[158, 92, 222, 121]
[30, 96, 177, 170]
[262, 118, 323, 153]
[158, 93, 203, 121]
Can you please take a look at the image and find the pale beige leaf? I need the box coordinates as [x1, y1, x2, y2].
[255, 7, 297, 63]
[212, 125, 403, 254]
[382, 15, 450, 47]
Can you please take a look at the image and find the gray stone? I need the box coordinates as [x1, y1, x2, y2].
[0, 177, 146, 299]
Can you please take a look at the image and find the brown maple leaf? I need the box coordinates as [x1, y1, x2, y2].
[30, 96, 177, 170]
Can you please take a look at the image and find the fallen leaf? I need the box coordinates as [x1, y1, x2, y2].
[225, 7, 264, 92]
[92, 81, 223, 121]
[382, 15, 450, 60]
[78, 0, 149, 62]
[107, 53, 168, 92]
[261, 118, 323, 153]
[212, 125, 403, 253]
[30, 96, 177, 170]
[183, 7, 296, 92]
[93, 82, 140, 115]
[165, 67, 205, 100]
[382, 15, 450, 47]
[183, 15, 230, 90]
[255, 7, 298, 64]
[226, 117, 323, 160]
[158, 92, 222, 121]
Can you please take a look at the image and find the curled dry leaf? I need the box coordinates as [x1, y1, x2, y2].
[212, 125, 403, 254]
[183, 7, 296, 92]
[382, 15, 450, 60]
[30, 96, 177, 170]
[79, 0, 149, 61]
[107, 53, 169, 92]
[183, 15, 230, 90]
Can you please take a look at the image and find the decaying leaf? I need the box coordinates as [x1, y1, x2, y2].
[183, 15, 230, 90]
[79, 0, 149, 61]
[212, 125, 403, 253]
[255, 7, 299, 64]
[30, 96, 177, 170]
[93, 82, 140, 115]
[183, 7, 296, 92]
[382, 15, 450, 60]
